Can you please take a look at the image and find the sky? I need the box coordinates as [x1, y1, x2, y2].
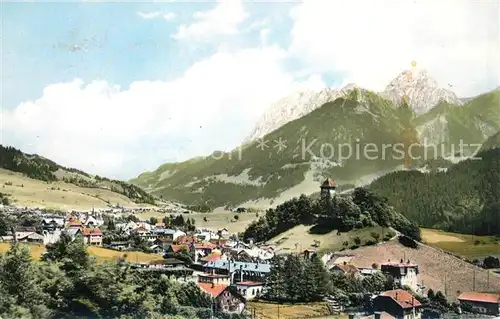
[1, 0, 499, 180]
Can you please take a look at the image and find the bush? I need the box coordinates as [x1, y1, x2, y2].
[398, 235, 418, 248]
[370, 232, 381, 242]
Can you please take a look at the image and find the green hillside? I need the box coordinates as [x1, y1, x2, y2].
[133, 89, 500, 209]
[480, 131, 500, 152]
[0, 145, 155, 205]
[415, 89, 500, 151]
[369, 146, 500, 235]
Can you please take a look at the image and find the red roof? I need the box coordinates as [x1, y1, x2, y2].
[458, 292, 500, 304]
[380, 289, 421, 309]
[195, 242, 217, 250]
[321, 178, 337, 188]
[197, 283, 228, 298]
[82, 228, 102, 236]
[170, 244, 189, 253]
[175, 235, 196, 244]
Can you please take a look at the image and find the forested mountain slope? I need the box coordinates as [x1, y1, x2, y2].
[369, 146, 500, 235]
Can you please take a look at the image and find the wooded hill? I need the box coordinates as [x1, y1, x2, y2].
[369, 140, 500, 235]
[0, 145, 155, 205]
[242, 187, 421, 243]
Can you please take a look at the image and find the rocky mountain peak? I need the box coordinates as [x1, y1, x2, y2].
[382, 68, 463, 114]
[243, 84, 360, 143]
[244, 69, 464, 143]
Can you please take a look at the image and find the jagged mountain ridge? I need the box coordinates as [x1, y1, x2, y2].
[132, 88, 499, 209]
[243, 84, 362, 143]
[245, 69, 462, 142]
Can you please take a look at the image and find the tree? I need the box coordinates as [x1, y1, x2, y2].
[0, 217, 9, 236]
[107, 218, 115, 231]
[308, 254, 329, 300]
[265, 255, 287, 301]
[427, 289, 435, 300]
[1, 197, 9, 206]
[150, 217, 158, 225]
[371, 232, 381, 242]
[234, 215, 239, 221]
[482, 256, 500, 269]
[353, 237, 361, 246]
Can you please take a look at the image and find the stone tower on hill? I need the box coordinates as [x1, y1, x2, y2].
[320, 178, 337, 199]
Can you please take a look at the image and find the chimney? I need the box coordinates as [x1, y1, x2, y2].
[400, 258, 404, 263]
[374, 312, 382, 319]
[395, 292, 398, 300]
[407, 259, 410, 264]
[344, 261, 347, 265]
[211, 282, 214, 288]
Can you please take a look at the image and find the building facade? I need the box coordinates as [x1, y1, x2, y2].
[458, 292, 500, 316]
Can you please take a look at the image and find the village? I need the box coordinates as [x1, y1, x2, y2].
[0, 180, 499, 319]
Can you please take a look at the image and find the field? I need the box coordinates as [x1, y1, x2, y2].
[0, 243, 163, 263]
[421, 228, 500, 260]
[0, 168, 145, 210]
[270, 224, 390, 253]
[135, 209, 259, 234]
[344, 239, 500, 301]
[247, 301, 340, 319]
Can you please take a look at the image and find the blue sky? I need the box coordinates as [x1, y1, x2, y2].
[3, 1, 293, 108]
[2, 0, 499, 179]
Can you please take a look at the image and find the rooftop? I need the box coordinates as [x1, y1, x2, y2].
[458, 292, 500, 304]
[197, 283, 228, 298]
[204, 260, 271, 273]
[379, 289, 422, 309]
[321, 178, 337, 188]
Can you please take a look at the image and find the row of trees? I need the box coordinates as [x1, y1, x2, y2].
[369, 148, 500, 235]
[242, 188, 421, 243]
[264, 254, 329, 302]
[0, 235, 244, 319]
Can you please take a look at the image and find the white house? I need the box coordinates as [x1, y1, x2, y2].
[233, 281, 264, 300]
[381, 260, 420, 293]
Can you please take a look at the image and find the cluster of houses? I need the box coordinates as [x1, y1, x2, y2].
[0, 212, 105, 246]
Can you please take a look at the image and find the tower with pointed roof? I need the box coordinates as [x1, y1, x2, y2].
[320, 178, 337, 199]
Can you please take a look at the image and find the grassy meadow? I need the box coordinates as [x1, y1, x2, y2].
[0, 243, 163, 263]
[421, 228, 500, 260]
[247, 301, 337, 319]
[0, 168, 144, 211]
[270, 225, 392, 253]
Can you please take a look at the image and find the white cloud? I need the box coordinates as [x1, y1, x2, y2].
[137, 11, 176, 21]
[2, 46, 322, 179]
[172, 0, 248, 41]
[289, 0, 500, 96]
[260, 28, 270, 45]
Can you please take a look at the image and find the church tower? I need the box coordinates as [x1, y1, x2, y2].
[320, 178, 337, 199]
